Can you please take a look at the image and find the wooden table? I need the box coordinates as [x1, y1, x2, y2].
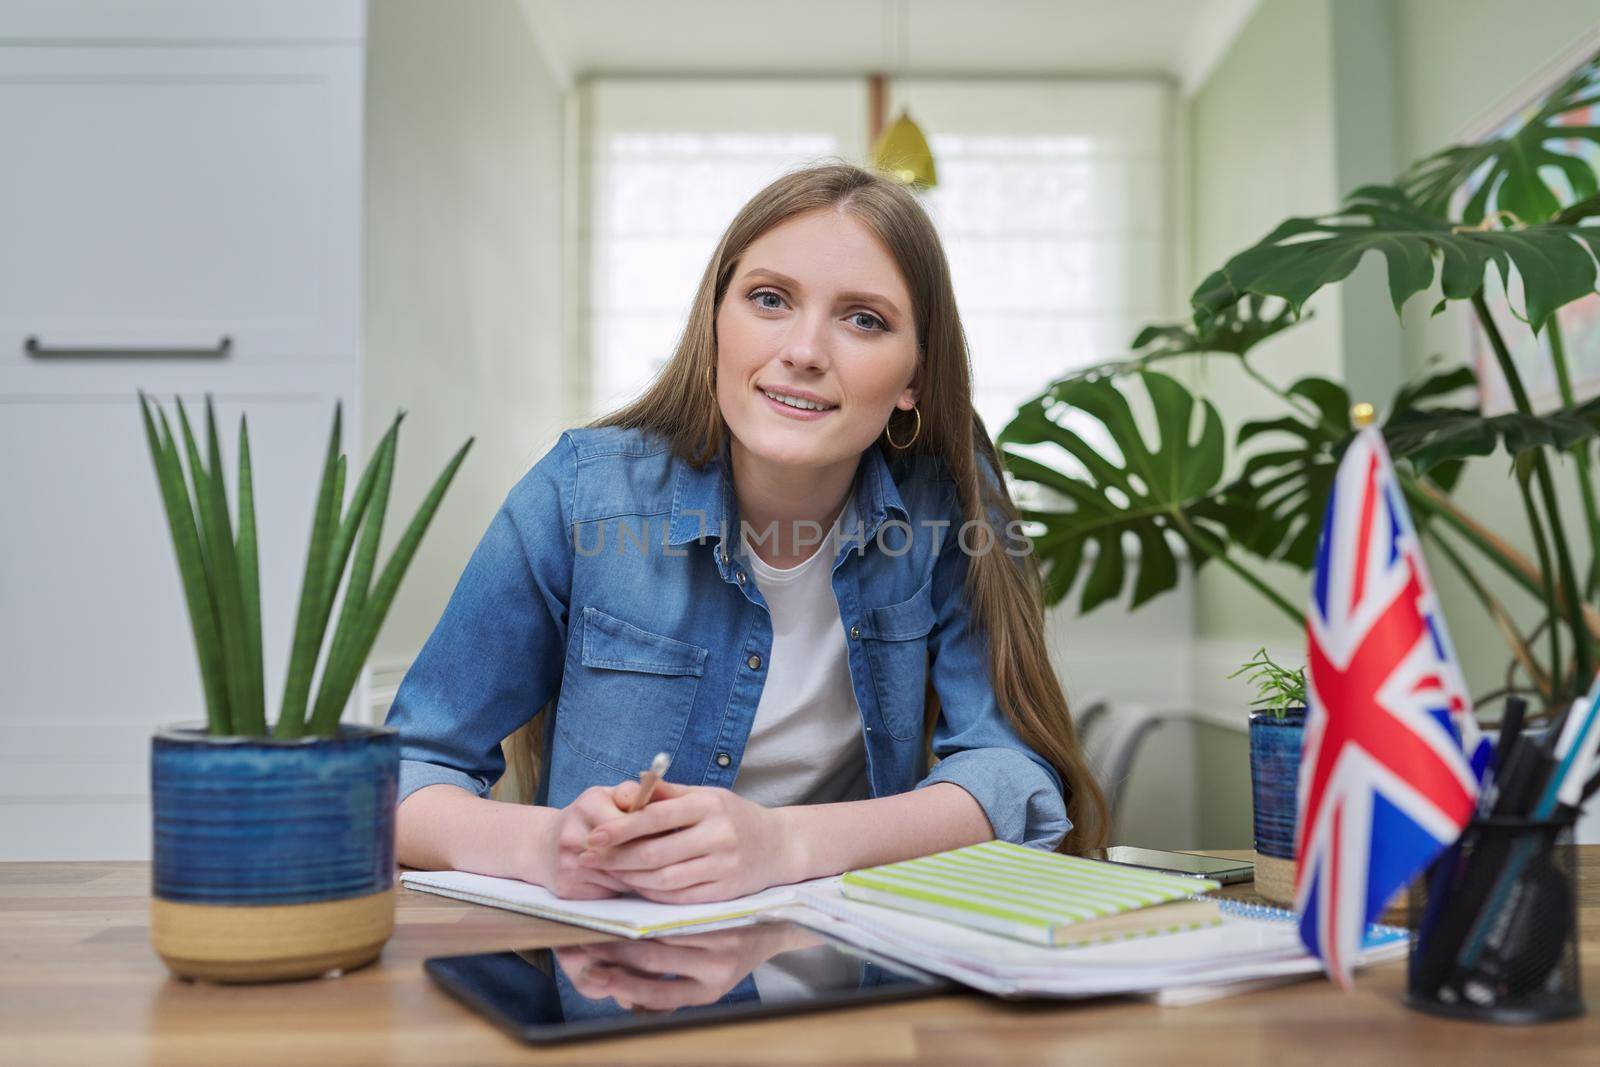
[3, 850, 1597, 1066]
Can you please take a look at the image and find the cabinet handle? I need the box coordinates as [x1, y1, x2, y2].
[24, 335, 232, 360]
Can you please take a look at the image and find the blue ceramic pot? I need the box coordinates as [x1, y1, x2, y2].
[1249, 709, 1305, 904]
[149, 722, 399, 983]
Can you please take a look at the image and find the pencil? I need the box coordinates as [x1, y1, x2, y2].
[627, 752, 671, 813]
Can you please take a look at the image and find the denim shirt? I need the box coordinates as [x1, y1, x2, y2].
[384, 425, 1070, 850]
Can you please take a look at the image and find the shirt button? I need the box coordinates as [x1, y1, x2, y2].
[849, 625, 861, 640]
[747, 653, 762, 670]
[736, 570, 746, 584]
[716, 752, 732, 767]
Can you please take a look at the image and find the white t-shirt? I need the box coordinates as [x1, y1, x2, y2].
[731, 497, 870, 809]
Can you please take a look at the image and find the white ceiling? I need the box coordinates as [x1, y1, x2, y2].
[517, 0, 1258, 95]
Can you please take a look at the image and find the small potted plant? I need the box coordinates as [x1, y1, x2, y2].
[138, 392, 471, 982]
[1229, 648, 1307, 906]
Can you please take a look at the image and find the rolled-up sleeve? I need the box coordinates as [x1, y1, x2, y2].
[918, 748, 1068, 851]
[912, 472, 1070, 851]
[384, 432, 575, 808]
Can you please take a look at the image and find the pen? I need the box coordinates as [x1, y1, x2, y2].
[627, 752, 671, 814]
[1495, 697, 1526, 771]
[1479, 695, 1527, 815]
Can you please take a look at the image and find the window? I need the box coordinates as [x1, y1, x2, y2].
[891, 79, 1175, 466]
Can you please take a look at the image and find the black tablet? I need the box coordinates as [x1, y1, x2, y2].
[424, 919, 958, 1045]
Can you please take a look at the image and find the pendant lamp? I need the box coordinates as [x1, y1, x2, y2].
[868, 0, 936, 190]
[872, 108, 938, 190]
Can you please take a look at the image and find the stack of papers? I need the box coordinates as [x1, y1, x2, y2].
[777, 886, 1409, 999]
[401, 854, 1410, 1003]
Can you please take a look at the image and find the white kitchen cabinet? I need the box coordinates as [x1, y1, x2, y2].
[0, 1, 365, 859]
[0, 44, 362, 396]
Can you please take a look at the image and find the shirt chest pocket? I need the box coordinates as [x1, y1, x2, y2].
[860, 578, 936, 742]
[554, 605, 708, 776]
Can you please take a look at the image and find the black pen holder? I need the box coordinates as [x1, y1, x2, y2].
[1405, 813, 1583, 1023]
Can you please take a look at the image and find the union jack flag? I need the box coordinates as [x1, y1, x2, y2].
[1295, 426, 1492, 988]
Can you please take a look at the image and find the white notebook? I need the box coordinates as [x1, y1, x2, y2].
[398, 869, 839, 939]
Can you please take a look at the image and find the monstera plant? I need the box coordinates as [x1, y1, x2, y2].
[1001, 48, 1600, 715]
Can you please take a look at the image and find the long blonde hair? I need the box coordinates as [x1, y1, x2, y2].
[499, 161, 1107, 852]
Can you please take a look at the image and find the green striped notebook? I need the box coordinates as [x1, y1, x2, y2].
[839, 840, 1222, 946]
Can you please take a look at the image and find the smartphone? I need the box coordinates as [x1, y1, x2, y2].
[1091, 846, 1254, 885]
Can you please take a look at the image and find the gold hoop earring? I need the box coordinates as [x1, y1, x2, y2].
[705, 362, 717, 400]
[884, 405, 921, 449]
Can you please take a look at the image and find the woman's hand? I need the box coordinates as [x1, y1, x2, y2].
[577, 781, 800, 903]
[529, 786, 638, 900]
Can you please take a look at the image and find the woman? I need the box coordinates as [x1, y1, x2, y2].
[388, 161, 1106, 906]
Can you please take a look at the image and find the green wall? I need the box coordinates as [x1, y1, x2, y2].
[1396, 0, 1599, 159]
[1184, 0, 1344, 648]
[1194, 720, 1257, 848]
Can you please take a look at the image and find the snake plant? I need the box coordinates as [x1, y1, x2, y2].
[136, 392, 473, 737]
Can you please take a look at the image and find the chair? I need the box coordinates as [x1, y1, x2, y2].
[1079, 702, 1196, 841]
